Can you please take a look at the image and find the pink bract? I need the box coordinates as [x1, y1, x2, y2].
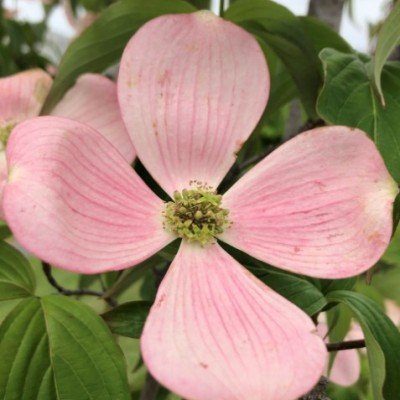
[0, 70, 135, 219]
[118, 11, 269, 196]
[3, 11, 398, 400]
[51, 73, 135, 163]
[317, 322, 362, 387]
[0, 69, 52, 218]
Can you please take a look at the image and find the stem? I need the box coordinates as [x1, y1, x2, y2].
[42, 262, 117, 307]
[327, 339, 366, 352]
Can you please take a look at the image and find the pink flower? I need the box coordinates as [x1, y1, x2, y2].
[320, 301, 400, 387]
[0, 69, 135, 218]
[3, 12, 398, 400]
[317, 321, 363, 387]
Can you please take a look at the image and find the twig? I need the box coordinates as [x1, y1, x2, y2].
[326, 339, 366, 352]
[42, 262, 117, 307]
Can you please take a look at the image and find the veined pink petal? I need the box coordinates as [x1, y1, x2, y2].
[0, 69, 52, 125]
[317, 322, 360, 387]
[329, 346, 360, 387]
[3, 116, 172, 273]
[220, 126, 398, 278]
[118, 11, 269, 196]
[51, 74, 135, 163]
[142, 242, 327, 400]
[0, 150, 7, 219]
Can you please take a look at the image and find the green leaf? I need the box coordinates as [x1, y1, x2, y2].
[326, 303, 352, 343]
[221, 243, 326, 316]
[78, 273, 101, 290]
[373, 1, 400, 105]
[102, 253, 164, 300]
[254, 36, 297, 115]
[0, 295, 130, 400]
[372, 269, 400, 304]
[102, 301, 152, 338]
[0, 241, 35, 301]
[248, 263, 327, 316]
[299, 16, 353, 58]
[327, 290, 400, 400]
[317, 48, 400, 182]
[318, 277, 357, 295]
[186, 0, 211, 8]
[266, 68, 297, 115]
[326, 304, 352, 371]
[225, 0, 321, 119]
[392, 192, 400, 232]
[0, 223, 12, 239]
[382, 226, 400, 267]
[42, 0, 196, 112]
[355, 282, 385, 310]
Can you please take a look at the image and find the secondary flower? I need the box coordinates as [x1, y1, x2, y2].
[320, 301, 400, 387]
[0, 69, 135, 218]
[317, 320, 363, 387]
[3, 11, 398, 400]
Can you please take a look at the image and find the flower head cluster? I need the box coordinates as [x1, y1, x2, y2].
[1, 10, 398, 400]
[164, 184, 230, 245]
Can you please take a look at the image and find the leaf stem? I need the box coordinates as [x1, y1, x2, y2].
[42, 262, 117, 307]
[326, 339, 366, 352]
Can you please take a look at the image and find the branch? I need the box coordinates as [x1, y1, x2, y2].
[326, 339, 366, 352]
[42, 262, 117, 307]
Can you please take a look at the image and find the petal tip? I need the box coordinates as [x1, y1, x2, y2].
[194, 10, 219, 22]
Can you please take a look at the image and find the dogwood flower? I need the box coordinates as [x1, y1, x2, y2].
[0, 69, 135, 218]
[3, 11, 398, 400]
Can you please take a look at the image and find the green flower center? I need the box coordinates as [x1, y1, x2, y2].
[0, 122, 16, 148]
[163, 186, 230, 245]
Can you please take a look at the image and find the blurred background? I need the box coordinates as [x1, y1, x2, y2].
[0, 0, 396, 77]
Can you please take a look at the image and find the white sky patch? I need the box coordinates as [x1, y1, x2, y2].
[340, 0, 388, 52]
[273, 0, 388, 52]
